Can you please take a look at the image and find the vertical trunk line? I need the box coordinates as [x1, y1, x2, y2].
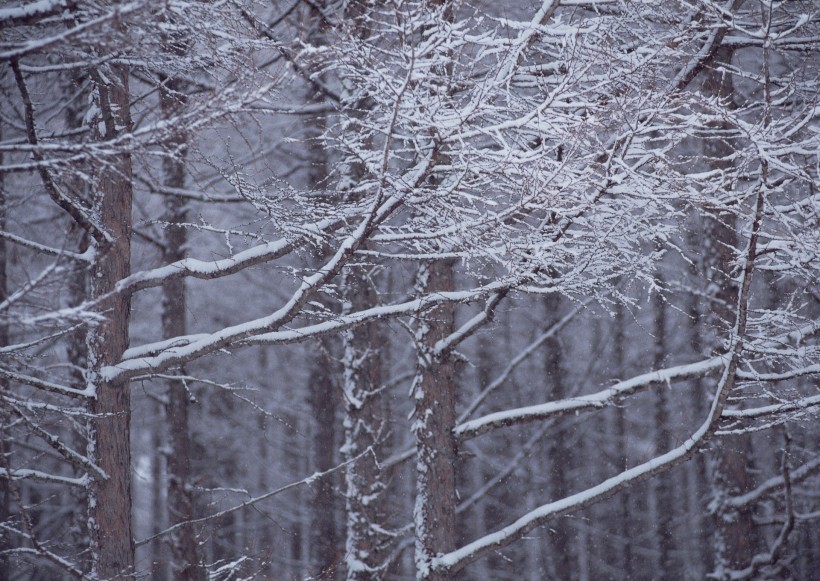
[413, 260, 457, 581]
[86, 62, 134, 580]
[0, 123, 10, 581]
[159, 75, 204, 581]
[652, 275, 674, 574]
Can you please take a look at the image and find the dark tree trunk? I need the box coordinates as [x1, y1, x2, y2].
[0, 124, 10, 581]
[308, 348, 341, 580]
[700, 47, 760, 576]
[543, 295, 572, 580]
[159, 76, 205, 581]
[341, 265, 389, 580]
[86, 62, 135, 580]
[413, 260, 457, 581]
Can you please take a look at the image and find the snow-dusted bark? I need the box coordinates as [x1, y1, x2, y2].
[412, 260, 458, 581]
[341, 267, 389, 580]
[698, 44, 760, 578]
[83, 60, 135, 580]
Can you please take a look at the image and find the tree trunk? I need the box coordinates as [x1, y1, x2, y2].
[86, 62, 135, 580]
[543, 295, 572, 580]
[150, 410, 168, 581]
[0, 124, 10, 581]
[652, 275, 674, 575]
[413, 260, 457, 581]
[700, 46, 759, 577]
[611, 303, 634, 578]
[341, 265, 388, 580]
[308, 348, 341, 580]
[159, 76, 205, 581]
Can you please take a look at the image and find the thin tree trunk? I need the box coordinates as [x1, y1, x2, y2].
[86, 62, 135, 580]
[413, 260, 457, 581]
[612, 303, 634, 578]
[63, 76, 92, 573]
[543, 295, 572, 580]
[150, 411, 168, 581]
[652, 276, 674, 575]
[0, 123, 10, 581]
[684, 286, 710, 579]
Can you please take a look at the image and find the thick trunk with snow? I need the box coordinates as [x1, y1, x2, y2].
[341, 267, 388, 580]
[413, 260, 457, 581]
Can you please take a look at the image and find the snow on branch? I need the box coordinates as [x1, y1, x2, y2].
[455, 356, 726, 441]
[724, 455, 820, 510]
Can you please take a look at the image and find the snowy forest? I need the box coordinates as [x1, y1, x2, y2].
[1, 0, 819, 579]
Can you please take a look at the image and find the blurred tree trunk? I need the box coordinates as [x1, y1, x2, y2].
[611, 303, 634, 578]
[684, 242, 711, 578]
[159, 74, 205, 581]
[304, 5, 342, 577]
[543, 295, 572, 580]
[652, 275, 674, 575]
[0, 123, 9, 581]
[150, 410, 168, 581]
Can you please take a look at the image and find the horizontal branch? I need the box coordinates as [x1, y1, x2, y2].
[0, 468, 89, 487]
[456, 356, 726, 441]
[0, 368, 93, 399]
[722, 393, 820, 420]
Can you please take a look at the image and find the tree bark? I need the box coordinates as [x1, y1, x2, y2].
[413, 260, 458, 581]
[86, 62, 135, 580]
[341, 265, 388, 580]
[699, 46, 760, 577]
[308, 348, 341, 580]
[0, 123, 10, 581]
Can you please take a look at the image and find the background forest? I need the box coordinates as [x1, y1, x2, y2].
[1, 0, 819, 579]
